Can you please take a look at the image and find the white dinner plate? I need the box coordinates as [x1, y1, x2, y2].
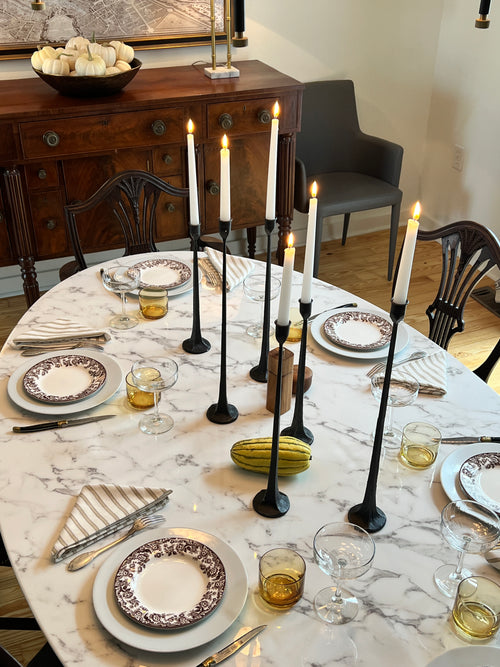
[310, 308, 410, 360]
[128, 258, 192, 289]
[426, 645, 500, 666]
[323, 310, 392, 350]
[22, 354, 107, 404]
[7, 350, 122, 416]
[439, 443, 500, 505]
[93, 527, 248, 653]
[459, 452, 500, 513]
[114, 537, 226, 629]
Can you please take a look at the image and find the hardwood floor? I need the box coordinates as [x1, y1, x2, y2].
[0, 227, 498, 664]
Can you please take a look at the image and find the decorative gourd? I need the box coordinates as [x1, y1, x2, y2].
[230, 436, 312, 476]
[75, 46, 106, 76]
[88, 35, 116, 67]
[42, 54, 70, 76]
[66, 35, 90, 51]
[105, 66, 122, 76]
[114, 59, 132, 72]
[31, 45, 57, 71]
[56, 48, 79, 71]
[109, 40, 134, 63]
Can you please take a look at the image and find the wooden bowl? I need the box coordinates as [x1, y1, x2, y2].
[33, 58, 142, 97]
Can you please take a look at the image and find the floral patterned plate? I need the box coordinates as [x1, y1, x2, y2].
[459, 452, 500, 513]
[113, 537, 226, 629]
[22, 354, 107, 404]
[128, 259, 192, 290]
[323, 310, 392, 351]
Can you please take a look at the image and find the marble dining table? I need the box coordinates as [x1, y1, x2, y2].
[0, 250, 499, 667]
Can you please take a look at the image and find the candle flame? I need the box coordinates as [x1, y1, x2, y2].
[413, 201, 421, 221]
[311, 181, 318, 198]
[273, 101, 280, 118]
[222, 134, 228, 149]
[288, 233, 295, 248]
[187, 119, 194, 134]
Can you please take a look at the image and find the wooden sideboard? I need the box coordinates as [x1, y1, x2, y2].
[0, 60, 303, 306]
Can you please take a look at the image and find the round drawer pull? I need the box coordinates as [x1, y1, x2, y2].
[218, 113, 233, 131]
[206, 180, 220, 196]
[258, 109, 272, 124]
[38, 169, 47, 180]
[43, 131, 60, 147]
[46, 219, 56, 230]
[166, 203, 176, 213]
[151, 120, 166, 136]
[162, 153, 173, 165]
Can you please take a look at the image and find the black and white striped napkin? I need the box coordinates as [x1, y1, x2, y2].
[52, 484, 172, 562]
[392, 350, 447, 396]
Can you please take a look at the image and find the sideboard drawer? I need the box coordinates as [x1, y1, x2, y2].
[29, 191, 69, 258]
[152, 146, 184, 176]
[25, 162, 60, 190]
[20, 107, 185, 159]
[207, 97, 278, 138]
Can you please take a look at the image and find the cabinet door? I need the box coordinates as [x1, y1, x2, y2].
[203, 134, 267, 234]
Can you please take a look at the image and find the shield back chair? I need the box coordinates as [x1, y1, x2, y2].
[399, 220, 500, 383]
[60, 170, 189, 280]
[294, 80, 404, 280]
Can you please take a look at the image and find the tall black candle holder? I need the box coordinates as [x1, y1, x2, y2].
[281, 298, 314, 444]
[347, 300, 407, 533]
[182, 225, 211, 355]
[250, 217, 275, 383]
[206, 219, 239, 424]
[253, 321, 291, 518]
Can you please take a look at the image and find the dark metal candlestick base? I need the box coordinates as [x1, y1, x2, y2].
[253, 321, 290, 517]
[250, 218, 275, 383]
[347, 300, 407, 533]
[207, 219, 238, 425]
[183, 225, 211, 355]
[281, 298, 314, 444]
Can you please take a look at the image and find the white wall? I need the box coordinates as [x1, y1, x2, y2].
[1, 1, 443, 294]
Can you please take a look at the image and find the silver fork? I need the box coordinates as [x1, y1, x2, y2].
[66, 514, 166, 571]
[291, 302, 358, 327]
[366, 351, 427, 378]
[21, 342, 104, 356]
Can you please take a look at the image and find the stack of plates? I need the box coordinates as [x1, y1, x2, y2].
[93, 527, 248, 652]
[127, 258, 194, 296]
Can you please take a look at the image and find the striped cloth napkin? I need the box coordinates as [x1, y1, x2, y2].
[12, 318, 109, 346]
[392, 350, 447, 396]
[52, 484, 172, 562]
[203, 248, 254, 291]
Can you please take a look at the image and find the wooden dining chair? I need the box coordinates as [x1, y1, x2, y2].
[294, 80, 404, 280]
[0, 643, 62, 667]
[60, 170, 189, 281]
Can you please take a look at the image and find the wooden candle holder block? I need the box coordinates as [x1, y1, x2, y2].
[266, 347, 294, 414]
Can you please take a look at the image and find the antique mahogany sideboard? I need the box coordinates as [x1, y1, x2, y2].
[0, 60, 303, 305]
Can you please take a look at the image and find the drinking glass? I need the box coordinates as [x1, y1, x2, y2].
[258, 548, 306, 609]
[451, 575, 500, 641]
[313, 522, 375, 624]
[101, 265, 139, 330]
[433, 499, 500, 598]
[131, 358, 178, 435]
[243, 274, 281, 337]
[370, 372, 419, 449]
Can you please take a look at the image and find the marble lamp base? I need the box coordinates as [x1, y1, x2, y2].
[204, 66, 240, 79]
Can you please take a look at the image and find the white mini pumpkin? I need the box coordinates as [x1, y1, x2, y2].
[66, 35, 90, 51]
[105, 66, 121, 76]
[114, 60, 131, 73]
[88, 39, 116, 67]
[31, 45, 57, 71]
[109, 40, 134, 63]
[42, 55, 70, 76]
[75, 47, 106, 76]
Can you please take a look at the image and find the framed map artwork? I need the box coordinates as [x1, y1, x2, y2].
[0, 0, 226, 59]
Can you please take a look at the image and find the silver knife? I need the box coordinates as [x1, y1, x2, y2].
[195, 625, 267, 667]
[441, 436, 500, 444]
[12, 414, 116, 433]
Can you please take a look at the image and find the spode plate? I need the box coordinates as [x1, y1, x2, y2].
[439, 443, 500, 504]
[93, 527, 248, 653]
[128, 258, 191, 289]
[426, 645, 500, 666]
[323, 310, 392, 350]
[459, 452, 500, 513]
[22, 354, 106, 404]
[114, 537, 226, 629]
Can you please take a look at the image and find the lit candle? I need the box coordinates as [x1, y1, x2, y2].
[393, 201, 421, 305]
[277, 233, 296, 325]
[220, 134, 231, 221]
[301, 181, 318, 304]
[186, 119, 199, 226]
[265, 101, 280, 220]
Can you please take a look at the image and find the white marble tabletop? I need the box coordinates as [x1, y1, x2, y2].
[0, 251, 499, 667]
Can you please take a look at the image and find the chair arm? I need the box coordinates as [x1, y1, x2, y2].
[294, 157, 309, 213]
[354, 132, 403, 187]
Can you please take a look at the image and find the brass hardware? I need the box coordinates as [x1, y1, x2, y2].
[31, 0, 45, 10]
[207, 180, 220, 196]
[43, 131, 60, 147]
[46, 219, 56, 230]
[38, 169, 47, 180]
[166, 203, 176, 213]
[151, 120, 166, 136]
[162, 154, 173, 165]
[218, 113, 233, 131]
[258, 109, 272, 124]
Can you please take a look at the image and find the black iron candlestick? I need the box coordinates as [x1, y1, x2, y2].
[281, 298, 314, 444]
[183, 224, 211, 354]
[347, 300, 407, 533]
[206, 219, 238, 424]
[250, 217, 275, 382]
[253, 321, 291, 518]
